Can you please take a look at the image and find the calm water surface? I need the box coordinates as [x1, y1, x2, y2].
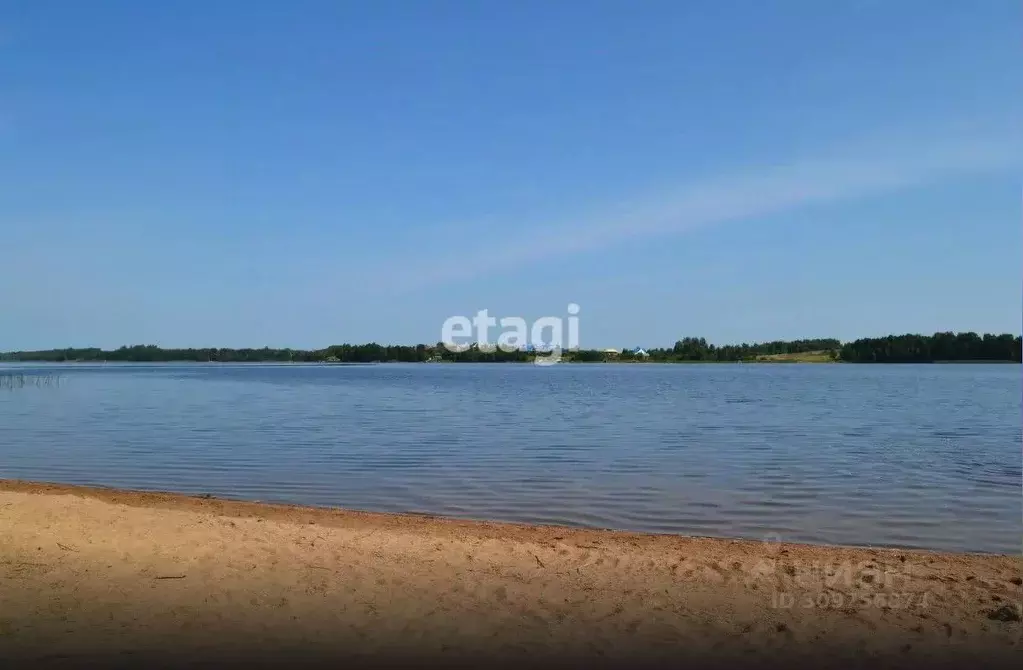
[1, 363, 1019, 553]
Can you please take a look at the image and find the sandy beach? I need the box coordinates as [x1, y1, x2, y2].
[0, 480, 1019, 668]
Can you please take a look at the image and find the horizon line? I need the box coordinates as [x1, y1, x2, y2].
[3, 330, 1020, 356]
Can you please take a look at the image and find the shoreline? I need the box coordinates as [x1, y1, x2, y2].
[0, 479, 1009, 557]
[4, 359, 1020, 365]
[2, 479, 1020, 668]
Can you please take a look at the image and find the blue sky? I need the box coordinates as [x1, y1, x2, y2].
[2, 0, 1020, 350]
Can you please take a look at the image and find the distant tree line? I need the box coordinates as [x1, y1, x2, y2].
[0, 343, 530, 364]
[0, 344, 428, 363]
[838, 332, 1021, 363]
[1, 333, 1019, 363]
[630, 337, 842, 362]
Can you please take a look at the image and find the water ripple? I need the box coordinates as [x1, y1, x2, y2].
[0, 362, 1019, 553]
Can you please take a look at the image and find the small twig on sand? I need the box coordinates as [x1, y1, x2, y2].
[154, 574, 186, 580]
[56, 543, 77, 552]
[532, 553, 545, 568]
[2, 560, 48, 568]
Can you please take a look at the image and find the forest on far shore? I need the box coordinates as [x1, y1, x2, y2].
[2, 332, 1019, 364]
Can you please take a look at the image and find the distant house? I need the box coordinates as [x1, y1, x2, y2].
[602, 348, 621, 357]
[633, 348, 650, 358]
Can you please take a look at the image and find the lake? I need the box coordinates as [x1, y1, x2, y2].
[1, 363, 1019, 554]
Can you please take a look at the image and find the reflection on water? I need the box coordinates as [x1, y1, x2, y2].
[0, 372, 64, 390]
[0, 362, 1019, 553]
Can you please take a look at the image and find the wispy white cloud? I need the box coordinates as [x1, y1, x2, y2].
[376, 125, 1020, 292]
